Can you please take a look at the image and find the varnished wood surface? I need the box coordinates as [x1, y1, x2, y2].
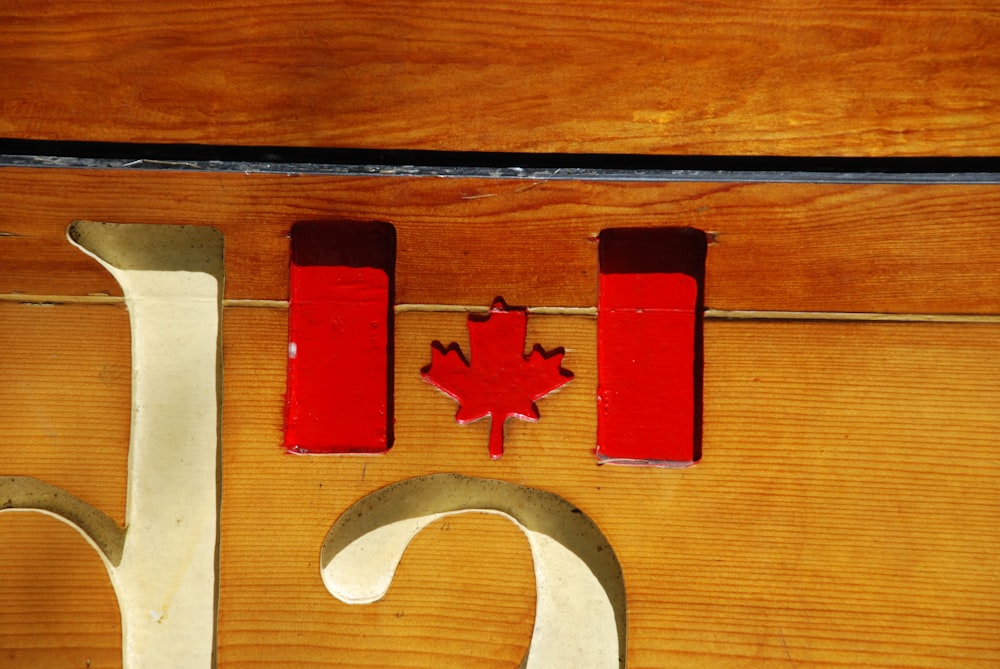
[2, 1, 999, 156]
[0, 303, 130, 525]
[1, 302, 998, 667]
[2, 168, 1000, 314]
[0, 515, 122, 669]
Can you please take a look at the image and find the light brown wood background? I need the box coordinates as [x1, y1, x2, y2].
[2, 1, 999, 155]
[1, 169, 998, 667]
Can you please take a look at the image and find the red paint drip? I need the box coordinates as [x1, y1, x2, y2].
[285, 222, 394, 453]
[597, 272, 698, 463]
[422, 299, 573, 459]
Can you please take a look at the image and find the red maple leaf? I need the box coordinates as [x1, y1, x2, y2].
[421, 298, 573, 459]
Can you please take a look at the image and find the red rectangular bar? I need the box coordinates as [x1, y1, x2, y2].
[285, 221, 395, 453]
[597, 228, 707, 465]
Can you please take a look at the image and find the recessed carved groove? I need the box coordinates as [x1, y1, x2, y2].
[0, 476, 125, 565]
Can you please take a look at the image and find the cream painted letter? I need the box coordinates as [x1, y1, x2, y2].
[1, 221, 224, 668]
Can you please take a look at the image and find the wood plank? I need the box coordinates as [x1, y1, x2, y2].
[1, 1, 998, 156]
[2, 168, 999, 314]
[1, 304, 997, 666]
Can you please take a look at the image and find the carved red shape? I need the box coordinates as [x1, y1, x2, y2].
[598, 273, 698, 463]
[597, 227, 707, 465]
[285, 221, 395, 453]
[422, 299, 573, 459]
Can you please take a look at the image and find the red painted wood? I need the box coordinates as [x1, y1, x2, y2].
[597, 273, 698, 463]
[285, 222, 395, 453]
[597, 228, 707, 465]
[422, 299, 573, 459]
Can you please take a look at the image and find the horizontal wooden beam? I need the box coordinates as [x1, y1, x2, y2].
[2, 169, 999, 314]
[1, 1, 998, 156]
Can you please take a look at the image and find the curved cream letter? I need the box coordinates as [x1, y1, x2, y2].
[321, 473, 627, 668]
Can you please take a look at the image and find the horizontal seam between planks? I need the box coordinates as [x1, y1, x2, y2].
[3, 147, 1000, 184]
[2, 294, 999, 323]
[0, 293, 123, 305]
[704, 309, 1000, 323]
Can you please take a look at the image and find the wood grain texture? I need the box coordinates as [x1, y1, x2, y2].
[1, 304, 997, 667]
[1, 1, 998, 155]
[2, 168, 999, 314]
[0, 515, 122, 669]
[0, 303, 130, 525]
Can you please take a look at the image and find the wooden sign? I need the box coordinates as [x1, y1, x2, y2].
[1, 169, 998, 669]
[1, 1, 999, 665]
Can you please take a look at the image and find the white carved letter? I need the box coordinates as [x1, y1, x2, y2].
[1, 221, 224, 668]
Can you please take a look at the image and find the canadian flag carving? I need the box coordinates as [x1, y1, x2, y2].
[284, 223, 706, 464]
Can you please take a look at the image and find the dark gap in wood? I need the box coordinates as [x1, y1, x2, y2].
[1, 138, 998, 178]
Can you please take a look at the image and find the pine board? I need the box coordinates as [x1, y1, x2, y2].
[1, 1, 998, 155]
[1, 303, 997, 667]
[2, 169, 999, 314]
